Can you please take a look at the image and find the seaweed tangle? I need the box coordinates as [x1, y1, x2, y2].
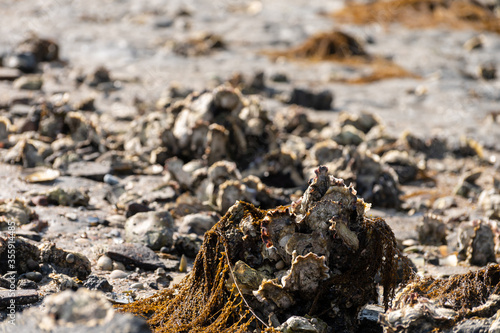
[266, 30, 417, 83]
[393, 264, 500, 321]
[118, 166, 414, 332]
[333, 0, 500, 34]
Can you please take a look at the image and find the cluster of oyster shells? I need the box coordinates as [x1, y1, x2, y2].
[218, 166, 402, 331]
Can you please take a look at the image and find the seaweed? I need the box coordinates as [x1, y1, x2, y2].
[394, 264, 500, 320]
[118, 166, 413, 332]
[265, 30, 418, 84]
[332, 0, 500, 34]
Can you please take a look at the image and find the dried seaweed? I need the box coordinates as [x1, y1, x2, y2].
[394, 264, 500, 320]
[118, 166, 413, 332]
[333, 0, 500, 34]
[266, 30, 417, 83]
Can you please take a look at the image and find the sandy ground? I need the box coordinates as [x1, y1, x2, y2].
[1, 0, 500, 330]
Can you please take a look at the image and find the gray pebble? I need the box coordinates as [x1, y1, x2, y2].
[109, 270, 129, 279]
[112, 261, 126, 271]
[25, 271, 43, 283]
[97, 255, 113, 271]
[155, 267, 166, 276]
[104, 174, 120, 185]
[130, 282, 144, 290]
[66, 253, 75, 264]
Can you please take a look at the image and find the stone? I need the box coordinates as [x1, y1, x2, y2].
[178, 212, 219, 235]
[110, 270, 129, 279]
[0, 289, 38, 308]
[0, 236, 40, 273]
[17, 278, 38, 290]
[0, 67, 21, 81]
[66, 253, 75, 264]
[39, 243, 92, 280]
[13, 75, 43, 90]
[124, 211, 174, 251]
[278, 315, 327, 333]
[83, 275, 113, 292]
[106, 243, 166, 271]
[288, 87, 333, 110]
[130, 283, 144, 290]
[96, 255, 113, 271]
[25, 271, 43, 282]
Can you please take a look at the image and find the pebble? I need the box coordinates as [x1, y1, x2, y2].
[83, 275, 113, 292]
[0, 67, 21, 81]
[65, 212, 78, 221]
[66, 253, 75, 263]
[131, 282, 145, 290]
[109, 270, 129, 279]
[25, 271, 43, 283]
[275, 260, 285, 270]
[17, 279, 38, 290]
[106, 243, 167, 270]
[103, 174, 120, 185]
[0, 289, 38, 307]
[97, 255, 113, 271]
[113, 261, 126, 271]
[87, 216, 101, 226]
[13, 75, 43, 90]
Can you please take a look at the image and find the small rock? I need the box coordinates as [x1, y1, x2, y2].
[49, 273, 79, 291]
[103, 174, 120, 185]
[13, 75, 43, 90]
[278, 315, 325, 333]
[478, 63, 497, 80]
[0, 67, 21, 81]
[124, 211, 174, 250]
[178, 212, 219, 235]
[106, 243, 166, 270]
[0, 289, 38, 308]
[417, 214, 447, 246]
[110, 270, 129, 279]
[25, 271, 43, 282]
[463, 35, 484, 51]
[432, 196, 457, 211]
[97, 255, 113, 271]
[288, 87, 333, 110]
[155, 267, 166, 276]
[105, 214, 127, 228]
[66, 253, 75, 264]
[175, 234, 202, 258]
[17, 278, 38, 290]
[83, 275, 113, 292]
[125, 202, 151, 218]
[270, 72, 289, 82]
[113, 261, 126, 271]
[3, 52, 37, 73]
[131, 282, 144, 290]
[478, 190, 500, 220]
[39, 243, 92, 279]
[65, 212, 78, 221]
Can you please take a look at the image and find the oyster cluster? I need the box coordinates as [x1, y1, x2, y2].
[120, 166, 412, 332]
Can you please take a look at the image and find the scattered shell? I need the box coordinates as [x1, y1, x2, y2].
[179, 254, 187, 273]
[24, 168, 60, 183]
[96, 255, 113, 271]
[109, 270, 129, 279]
